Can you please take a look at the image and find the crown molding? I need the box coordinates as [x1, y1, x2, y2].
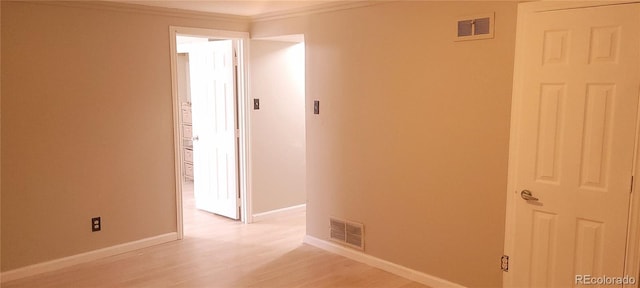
[19, 1, 251, 24]
[251, 1, 388, 22]
[17, 1, 391, 25]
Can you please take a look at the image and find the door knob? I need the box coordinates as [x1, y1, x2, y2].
[193, 136, 199, 141]
[521, 190, 539, 201]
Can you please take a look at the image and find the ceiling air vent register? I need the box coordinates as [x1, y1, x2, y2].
[330, 217, 364, 250]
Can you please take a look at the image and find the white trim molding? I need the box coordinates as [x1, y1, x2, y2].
[1, 233, 177, 283]
[252, 204, 306, 222]
[303, 235, 466, 288]
[251, 1, 383, 22]
[23, 0, 250, 23]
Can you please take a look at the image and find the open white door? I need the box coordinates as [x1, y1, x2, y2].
[188, 40, 240, 220]
[506, 3, 640, 287]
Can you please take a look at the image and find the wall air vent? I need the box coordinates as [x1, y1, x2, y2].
[330, 218, 346, 241]
[345, 221, 364, 249]
[330, 217, 364, 250]
[456, 13, 495, 41]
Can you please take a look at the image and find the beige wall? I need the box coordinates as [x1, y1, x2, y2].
[250, 39, 306, 214]
[2, 1, 518, 285]
[1, 1, 249, 271]
[253, 2, 517, 287]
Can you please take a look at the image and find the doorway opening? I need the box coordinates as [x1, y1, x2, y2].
[170, 27, 307, 239]
[169, 27, 250, 239]
[178, 36, 240, 220]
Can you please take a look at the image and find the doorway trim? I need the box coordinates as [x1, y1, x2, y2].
[169, 26, 253, 239]
[503, 1, 640, 286]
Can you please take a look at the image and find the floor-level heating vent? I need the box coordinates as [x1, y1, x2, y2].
[330, 217, 364, 250]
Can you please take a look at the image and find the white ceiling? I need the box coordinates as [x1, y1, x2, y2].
[107, 0, 338, 17]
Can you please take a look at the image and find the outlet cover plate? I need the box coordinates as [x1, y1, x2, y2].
[92, 217, 101, 232]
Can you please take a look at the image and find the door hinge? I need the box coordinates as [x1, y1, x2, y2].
[632, 176, 635, 193]
[501, 255, 509, 272]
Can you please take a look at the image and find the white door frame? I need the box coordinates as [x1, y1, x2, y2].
[503, 1, 640, 286]
[169, 26, 253, 239]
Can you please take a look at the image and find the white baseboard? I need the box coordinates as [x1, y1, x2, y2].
[303, 235, 466, 288]
[252, 204, 306, 222]
[1, 232, 178, 283]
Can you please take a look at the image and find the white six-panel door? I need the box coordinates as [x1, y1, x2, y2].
[188, 40, 240, 220]
[510, 3, 640, 287]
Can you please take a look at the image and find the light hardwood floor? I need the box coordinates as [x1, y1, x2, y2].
[3, 182, 428, 288]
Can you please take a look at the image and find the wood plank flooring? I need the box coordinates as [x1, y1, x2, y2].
[3, 182, 428, 287]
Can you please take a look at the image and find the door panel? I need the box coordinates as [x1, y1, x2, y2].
[511, 4, 640, 287]
[187, 40, 239, 220]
